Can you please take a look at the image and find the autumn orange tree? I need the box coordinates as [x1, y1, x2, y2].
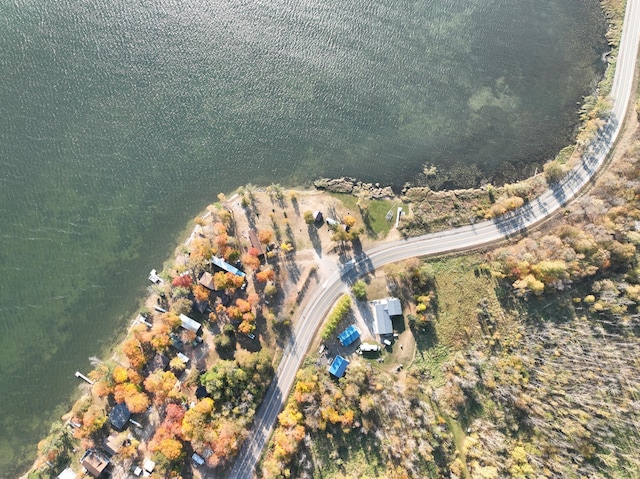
[171, 274, 193, 289]
[256, 268, 276, 283]
[258, 229, 273, 245]
[114, 382, 150, 414]
[193, 284, 211, 302]
[150, 403, 186, 463]
[144, 370, 179, 404]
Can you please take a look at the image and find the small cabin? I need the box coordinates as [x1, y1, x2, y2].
[80, 449, 110, 478]
[328, 355, 349, 378]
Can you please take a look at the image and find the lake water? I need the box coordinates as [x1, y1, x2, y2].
[0, 0, 606, 475]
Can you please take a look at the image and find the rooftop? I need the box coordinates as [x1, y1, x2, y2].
[210, 256, 246, 277]
[108, 402, 131, 432]
[180, 314, 202, 334]
[338, 324, 361, 347]
[328, 355, 349, 378]
[370, 297, 402, 335]
[80, 449, 110, 477]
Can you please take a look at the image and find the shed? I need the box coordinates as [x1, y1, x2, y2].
[80, 449, 110, 477]
[328, 355, 349, 378]
[198, 271, 216, 291]
[248, 228, 264, 257]
[57, 468, 77, 479]
[313, 211, 323, 222]
[177, 352, 190, 364]
[338, 325, 361, 347]
[103, 432, 123, 456]
[143, 458, 156, 473]
[108, 403, 131, 432]
[180, 314, 201, 334]
[195, 385, 209, 399]
[148, 269, 163, 284]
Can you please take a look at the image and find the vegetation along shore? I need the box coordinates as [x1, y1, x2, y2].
[24, 0, 640, 478]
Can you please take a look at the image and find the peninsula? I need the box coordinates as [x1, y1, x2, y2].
[24, 1, 640, 478]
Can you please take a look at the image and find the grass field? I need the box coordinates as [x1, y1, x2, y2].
[330, 193, 406, 239]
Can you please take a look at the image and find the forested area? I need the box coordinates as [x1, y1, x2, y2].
[262, 132, 640, 478]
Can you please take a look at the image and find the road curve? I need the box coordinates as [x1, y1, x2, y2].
[228, 2, 640, 477]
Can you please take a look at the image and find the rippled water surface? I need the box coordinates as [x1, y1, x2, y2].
[0, 0, 606, 474]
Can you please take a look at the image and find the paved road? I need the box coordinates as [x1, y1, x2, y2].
[228, 2, 640, 477]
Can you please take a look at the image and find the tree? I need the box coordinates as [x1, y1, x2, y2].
[170, 297, 192, 316]
[343, 215, 356, 228]
[193, 284, 211, 302]
[303, 211, 315, 224]
[122, 337, 147, 371]
[264, 283, 277, 298]
[172, 274, 192, 289]
[144, 370, 178, 404]
[352, 280, 367, 300]
[242, 252, 261, 271]
[155, 438, 183, 462]
[114, 383, 150, 414]
[543, 159, 567, 183]
[258, 229, 273, 245]
[256, 268, 276, 283]
[169, 356, 186, 372]
[214, 271, 235, 290]
[181, 398, 214, 442]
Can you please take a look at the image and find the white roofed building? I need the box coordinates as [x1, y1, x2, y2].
[370, 297, 402, 336]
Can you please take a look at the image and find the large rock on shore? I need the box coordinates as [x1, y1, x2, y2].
[313, 177, 395, 199]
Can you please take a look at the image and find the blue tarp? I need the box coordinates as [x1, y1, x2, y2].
[338, 324, 361, 347]
[328, 355, 349, 378]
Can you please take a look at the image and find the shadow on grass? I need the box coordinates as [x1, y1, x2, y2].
[292, 427, 386, 479]
[307, 223, 323, 257]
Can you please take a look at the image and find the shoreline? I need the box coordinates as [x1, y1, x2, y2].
[20, 1, 629, 477]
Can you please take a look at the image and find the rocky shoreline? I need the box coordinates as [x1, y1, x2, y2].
[313, 177, 396, 198]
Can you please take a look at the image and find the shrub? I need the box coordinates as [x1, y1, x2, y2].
[321, 295, 352, 340]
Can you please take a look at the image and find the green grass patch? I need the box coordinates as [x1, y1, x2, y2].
[330, 193, 405, 238]
[429, 255, 502, 349]
[302, 429, 388, 479]
[411, 337, 450, 387]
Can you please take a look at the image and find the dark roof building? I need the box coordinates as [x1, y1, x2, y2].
[145, 353, 169, 375]
[80, 449, 110, 477]
[195, 385, 209, 399]
[328, 355, 349, 378]
[193, 300, 209, 314]
[108, 403, 131, 432]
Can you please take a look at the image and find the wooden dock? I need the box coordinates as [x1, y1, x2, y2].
[75, 371, 94, 385]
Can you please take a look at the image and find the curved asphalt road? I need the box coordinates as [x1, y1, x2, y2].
[228, 2, 640, 477]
